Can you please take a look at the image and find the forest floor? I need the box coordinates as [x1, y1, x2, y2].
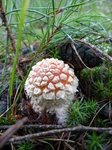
[0, 0, 112, 150]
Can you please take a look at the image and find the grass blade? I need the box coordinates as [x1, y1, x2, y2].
[9, 0, 30, 104]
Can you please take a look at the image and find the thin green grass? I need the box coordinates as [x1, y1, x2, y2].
[4, 0, 112, 48]
[9, 0, 30, 106]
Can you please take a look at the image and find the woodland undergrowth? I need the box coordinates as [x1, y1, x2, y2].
[0, 0, 112, 149]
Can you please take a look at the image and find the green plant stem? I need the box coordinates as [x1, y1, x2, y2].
[9, 0, 30, 105]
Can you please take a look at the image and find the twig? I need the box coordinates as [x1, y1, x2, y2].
[57, 132, 64, 150]
[6, 87, 10, 117]
[0, 117, 28, 149]
[44, 138, 74, 143]
[8, 125, 112, 143]
[89, 102, 109, 127]
[44, 138, 75, 150]
[37, 139, 54, 150]
[0, 106, 11, 118]
[71, 43, 94, 70]
[0, 124, 66, 130]
[75, 39, 112, 62]
[0, 0, 16, 51]
[64, 132, 71, 150]
[12, 84, 21, 115]
[64, 142, 75, 150]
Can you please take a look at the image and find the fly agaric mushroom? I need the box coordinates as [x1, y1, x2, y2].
[25, 58, 78, 124]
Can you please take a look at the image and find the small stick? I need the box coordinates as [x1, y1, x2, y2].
[57, 132, 64, 150]
[0, 107, 11, 118]
[12, 84, 21, 115]
[0, 124, 66, 130]
[64, 132, 71, 150]
[0, 117, 28, 149]
[8, 125, 112, 143]
[0, 0, 16, 52]
[71, 43, 93, 70]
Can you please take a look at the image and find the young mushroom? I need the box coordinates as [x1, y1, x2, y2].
[25, 58, 79, 125]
